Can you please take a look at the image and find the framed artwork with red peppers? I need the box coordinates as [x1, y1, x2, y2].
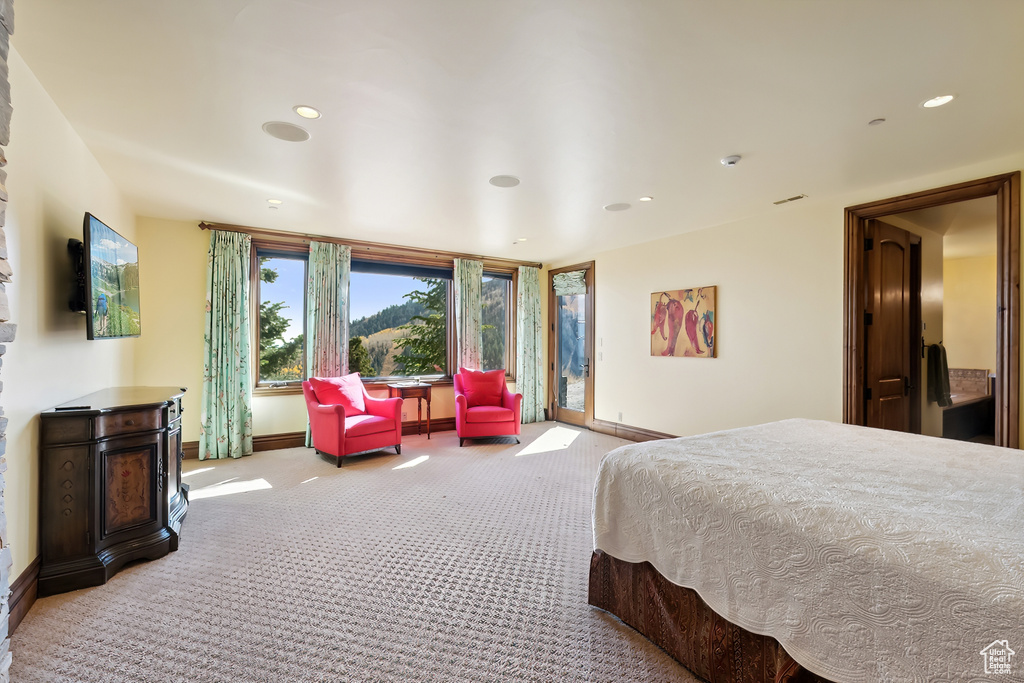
[651, 286, 716, 358]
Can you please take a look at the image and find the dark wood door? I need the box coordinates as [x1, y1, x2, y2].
[864, 220, 914, 432]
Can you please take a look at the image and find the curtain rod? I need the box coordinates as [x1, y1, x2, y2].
[198, 221, 543, 270]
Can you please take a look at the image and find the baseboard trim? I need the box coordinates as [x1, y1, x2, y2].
[253, 431, 306, 452]
[591, 418, 675, 442]
[403, 417, 454, 436]
[184, 419, 457, 460]
[8, 555, 40, 636]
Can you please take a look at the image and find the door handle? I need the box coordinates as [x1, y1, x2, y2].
[904, 376, 911, 396]
[583, 358, 590, 378]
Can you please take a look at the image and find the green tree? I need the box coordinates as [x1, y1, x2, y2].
[367, 340, 390, 373]
[259, 258, 304, 381]
[348, 336, 376, 376]
[394, 278, 447, 374]
[481, 278, 506, 370]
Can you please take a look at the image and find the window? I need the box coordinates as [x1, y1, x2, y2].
[481, 274, 512, 372]
[255, 250, 307, 386]
[349, 261, 451, 379]
[242, 229, 522, 390]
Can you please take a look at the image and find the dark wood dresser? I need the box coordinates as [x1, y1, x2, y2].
[39, 386, 188, 596]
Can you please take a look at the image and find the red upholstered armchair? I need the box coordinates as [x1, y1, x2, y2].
[454, 368, 523, 447]
[303, 373, 403, 467]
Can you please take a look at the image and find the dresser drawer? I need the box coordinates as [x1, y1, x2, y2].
[95, 410, 161, 438]
[41, 416, 92, 446]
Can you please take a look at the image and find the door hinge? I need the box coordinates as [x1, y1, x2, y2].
[86, 531, 91, 545]
[864, 312, 873, 326]
[865, 388, 872, 400]
[864, 237, 874, 251]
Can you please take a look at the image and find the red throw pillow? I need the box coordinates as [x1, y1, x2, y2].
[460, 368, 504, 407]
[310, 373, 366, 416]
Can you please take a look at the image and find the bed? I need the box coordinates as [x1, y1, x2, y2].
[588, 418, 1024, 683]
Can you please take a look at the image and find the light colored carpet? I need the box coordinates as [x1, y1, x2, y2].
[11, 422, 696, 682]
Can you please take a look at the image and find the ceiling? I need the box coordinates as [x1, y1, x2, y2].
[886, 197, 998, 260]
[13, 1, 1024, 263]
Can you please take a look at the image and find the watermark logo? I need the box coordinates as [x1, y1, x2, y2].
[980, 640, 1015, 675]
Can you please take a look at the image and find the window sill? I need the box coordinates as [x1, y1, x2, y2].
[254, 383, 304, 397]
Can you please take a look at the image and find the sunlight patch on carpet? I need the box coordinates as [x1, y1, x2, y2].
[190, 478, 273, 500]
[300, 476, 319, 484]
[393, 455, 429, 469]
[182, 467, 214, 478]
[515, 426, 581, 457]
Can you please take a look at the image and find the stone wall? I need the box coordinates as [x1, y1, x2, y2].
[0, 0, 14, 680]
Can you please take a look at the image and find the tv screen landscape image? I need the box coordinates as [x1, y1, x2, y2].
[85, 213, 141, 339]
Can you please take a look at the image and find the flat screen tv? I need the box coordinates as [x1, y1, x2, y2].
[81, 213, 141, 339]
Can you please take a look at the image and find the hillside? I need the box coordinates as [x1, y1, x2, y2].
[350, 299, 425, 338]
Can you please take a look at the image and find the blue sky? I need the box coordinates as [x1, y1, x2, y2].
[260, 258, 305, 340]
[89, 216, 137, 267]
[349, 273, 421, 320]
[261, 259, 420, 341]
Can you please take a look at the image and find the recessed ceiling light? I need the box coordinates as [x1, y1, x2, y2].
[489, 175, 520, 188]
[262, 121, 310, 142]
[921, 95, 955, 108]
[604, 203, 631, 212]
[293, 105, 322, 119]
[721, 155, 741, 167]
[517, 237, 527, 242]
[639, 196, 653, 202]
[267, 199, 283, 205]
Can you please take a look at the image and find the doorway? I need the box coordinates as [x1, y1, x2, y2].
[548, 262, 595, 428]
[843, 172, 1020, 447]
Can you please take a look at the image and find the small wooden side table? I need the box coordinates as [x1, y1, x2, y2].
[387, 382, 431, 439]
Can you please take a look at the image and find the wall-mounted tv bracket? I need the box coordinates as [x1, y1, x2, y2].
[67, 238, 87, 313]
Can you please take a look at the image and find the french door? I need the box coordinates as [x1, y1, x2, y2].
[548, 263, 594, 427]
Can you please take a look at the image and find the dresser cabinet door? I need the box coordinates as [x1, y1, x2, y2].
[98, 432, 164, 549]
[40, 445, 93, 562]
[167, 420, 181, 511]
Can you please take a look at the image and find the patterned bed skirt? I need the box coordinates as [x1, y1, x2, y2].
[588, 550, 834, 683]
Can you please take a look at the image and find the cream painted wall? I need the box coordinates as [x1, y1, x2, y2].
[554, 152, 1024, 440]
[587, 201, 844, 436]
[3, 49, 139, 578]
[133, 217, 207, 441]
[943, 255, 997, 373]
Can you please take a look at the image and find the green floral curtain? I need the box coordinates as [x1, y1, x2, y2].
[305, 241, 351, 446]
[453, 258, 483, 369]
[516, 266, 544, 423]
[552, 270, 586, 296]
[199, 231, 253, 460]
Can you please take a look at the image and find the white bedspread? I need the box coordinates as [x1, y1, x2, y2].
[593, 419, 1024, 683]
